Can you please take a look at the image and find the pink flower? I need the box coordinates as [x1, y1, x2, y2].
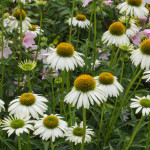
[41, 68, 58, 80]
[22, 32, 36, 48]
[98, 49, 110, 60]
[131, 32, 142, 46]
[82, 0, 92, 7]
[143, 29, 150, 39]
[139, 17, 147, 21]
[104, 1, 113, 6]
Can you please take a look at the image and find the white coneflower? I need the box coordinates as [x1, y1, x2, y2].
[11, 0, 31, 4]
[130, 39, 150, 70]
[33, 114, 67, 141]
[64, 74, 106, 109]
[67, 14, 90, 29]
[117, 0, 149, 18]
[142, 70, 150, 82]
[102, 22, 130, 47]
[119, 43, 135, 51]
[18, 60, 36, 71]
[0, 100, 5, 112]
[130, 95, 150, 116]
[94, 72, 123, 98]
[65, 122, 94, 145]
[1, 113, 33, 136]
[8, 93, 48, 119]
[119, 16, 139, 37]
[143, 0, 150, 6]
[26, 24, 43, 36]
[45, 42, 84, 71]
[4, 9, 31, 31]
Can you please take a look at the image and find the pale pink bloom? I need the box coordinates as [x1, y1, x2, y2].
[139, 17, 147, 21]
[82, 0, 92, 7]
[98, 49, 102, 53]
[142, 29, 150, 39]
[104, 1, 113, 6]
[98, 49, 110, 60]
[41, 68, 58, 80]
[32, 51, 42, 60]
[22, 32, 36, 48]
[0, 37, 12, 59]
[131, 32, 142, 46]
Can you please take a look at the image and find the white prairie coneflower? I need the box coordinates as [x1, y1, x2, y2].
[26, 24, 43, 36]
[34, 114, 67, 141]
[4, 9, 31, 31]
[45, 42, 84, 71]
[1, 114, 33, 136]
[8, 93, 48, 119]
[65, 122, 94, 145]
[95, 72, 123, 98]
[130, 95, 150, 116]
[119, 16, 139, 37]
[117, 0, 149, 18]
[67, 14, 90, 29]
[142, 70, 150, 82]
[102, 22, 129, 47]
[0, 100, 5, 112]
[64, 75, 106, 109]
[130, 39, 150, 70]
[18, 60, 36, 71]
[11, 0, 31, 4]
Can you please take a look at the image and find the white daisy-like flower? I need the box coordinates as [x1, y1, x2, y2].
[130, 95, 150, 116]
[4, 9, 31, 31]
[94, 72, 124, 98]
[67, 14, 90, 29]
[45, 42, 84, 71]
[102, 22, 130, 47]
[33, 114, 68, 141]
[142, 70, 150, 82]
[25, 24, 43, 36]
[8, 93, 48, 119]
[130, 39, 150, 70]
[119, 43, 135, 52]
[65, 122, 94, 145]
[64, 74, 106, 109]
[143, 0, 150, 6]
[119, 16, 139, 37]
[0, 100, 5, 112]
[1, 113, 33, 136]
[117, 0, 149, 18]
[11, 0, 31, 4]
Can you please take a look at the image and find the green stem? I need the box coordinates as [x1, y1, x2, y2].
[112, 48, 120, 67]
[91, 0, 97, 74]
[69, 0, 76, 43]
[50, 69, 55, 114]
[18, 2, 23, 95]
[97, 102, 105, 149]
[109, 45, 115, 70]
[35, 8, 43, 62]
[18, 136, 21, 150]
[120, 57, 124, 84]
[50, 138, 54, 150]
[104, 69, 143, 145]
[27, 75, 32, 92]
[60, 71, 67, 119]
[122, 116, 144, 150]
[85, 0, 94, 73]
[1, 0, 4, 99]
[80, 108, 86, 150]
[76, 27, 80, 50]
[126, 16, 131, 30]
[146, 122, 150, 150]
[27, 131, 30, 150]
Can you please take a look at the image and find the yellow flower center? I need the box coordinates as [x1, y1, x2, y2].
[56, 42, 74, 57]
[74, 75, 96, 92]
[140, 98, 150, 108]
[20, 93, 36, 106]
[109, 22, 125, 36]
[10, 119, 25, 129]
[73, 127, 83, 136]
[29, 24, 37, 31]
[127, 0, 142, 7]
[43, 115, 59, 129]
[98, 72, 114, 85]
[76, 14, 86, 21]
[12, 9, 27, 21]
[140, 39, 150, 55]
